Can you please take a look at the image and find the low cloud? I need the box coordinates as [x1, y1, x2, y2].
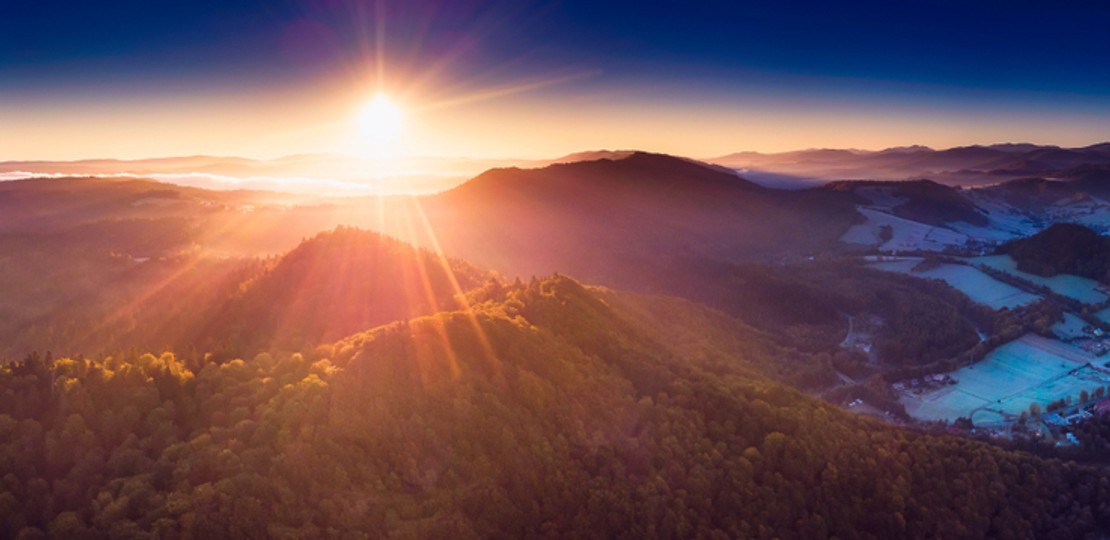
[0, 171, 457, 196]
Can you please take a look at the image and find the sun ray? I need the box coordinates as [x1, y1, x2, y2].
[408, 196, 502, 380]
[71, 254, 213, 354]
[411, 69, 602, 114]
[396, 202, 463, 381]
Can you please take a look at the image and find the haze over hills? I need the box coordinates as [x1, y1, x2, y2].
[418, 152, 858, 278]
[709, 142, 1110, 188]
[9, 141, 1110, 196]
[13, 0, 1110, 536]
[0, 154, 531, 196]
[6, 146, 1110, 293]
[192, 227, 494, 354]
[8, 145, 1110, 536]
[7, 148, 1110, 357]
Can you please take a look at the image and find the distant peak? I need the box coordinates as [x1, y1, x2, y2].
[879, 144, 933, 154]
[446, 149, 762, 198]
[539, 150, 738, 175]
[986, 142, 1060, 153]
[1082, 142, 1110, 153]
[548, 150, 637, 164]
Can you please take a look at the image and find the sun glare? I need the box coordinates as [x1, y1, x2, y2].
[359, 94, 404, 142]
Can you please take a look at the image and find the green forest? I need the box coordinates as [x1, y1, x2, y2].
[2, 277, 1109, 539]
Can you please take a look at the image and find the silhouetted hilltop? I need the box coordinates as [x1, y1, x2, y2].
[427, 152, 858, 286]
[545, 149, 637, 164]
[450, 151, 763, 202]
[196, 227, 494, 353]
[708, 142, 1110, 186]
[824, 179, 987, 226]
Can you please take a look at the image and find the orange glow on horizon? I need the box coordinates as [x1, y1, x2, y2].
[4, 32, 1110, 166]
[7, 80, 1110, 164]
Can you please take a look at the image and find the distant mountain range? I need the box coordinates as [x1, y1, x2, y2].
[8, 142, 1110, 196]
[6, 150, 1110, 537]
[8, 148, 1110, 303]
[411, 152, 858, 284]
[0, 154, 529, 195]
[708, 142, 1110, 188]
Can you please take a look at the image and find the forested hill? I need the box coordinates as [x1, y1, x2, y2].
[0, 227, 494, 360]
[2, 276, 1108, 538]
[1004, 222, 1110, 281]
[823, 179, 987, 227]
[187, 227, 494, 354]
[420, 152, 861, 283]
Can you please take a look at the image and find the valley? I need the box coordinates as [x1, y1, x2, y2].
[831, 175, 1110, 441]
[5, 148, 1110, 536]
[11, 2, 1110, 536]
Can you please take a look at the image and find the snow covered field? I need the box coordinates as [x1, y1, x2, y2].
[901, 334, 1110, 424]
[964, 193, 1045, 237]
[869, 260, 1040, 309]
[1046, 196, 1110, 234]
[1053, 312, 1089, 340]
[969, 255, 1109, 304]
[841, 208, 970, 251]
[843, 188, 1110, 256]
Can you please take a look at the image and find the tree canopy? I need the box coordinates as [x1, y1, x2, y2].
[2, 276, 1108, 538]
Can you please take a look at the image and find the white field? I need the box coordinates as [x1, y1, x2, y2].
[1048, 196, 1110, 234]
[945, 220, 1023, 245]
[964, 193, 1044, 236]
[869, 260, 1040, 309]
[841, 207, 970, 251]
[966, 190, 1110, 238]
[901, 334, 1110, 425]
[1052, 312, 1089, 340]
[969, 255, 1108, 304]
[845, 190, 1110, 254]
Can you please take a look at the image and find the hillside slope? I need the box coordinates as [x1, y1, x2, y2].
[709, 142, 1110, 186]
[824, 180, 987, 226]
[182, 227, 495, 354]
[0, 227, 493, 360]
[2, 276, 1108, 538]
[418, 152, 861, 287]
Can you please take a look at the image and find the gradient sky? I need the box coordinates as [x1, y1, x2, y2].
[3, 0, 1110, 160]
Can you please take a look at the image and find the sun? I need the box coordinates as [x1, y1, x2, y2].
[359, 94, 404, 142]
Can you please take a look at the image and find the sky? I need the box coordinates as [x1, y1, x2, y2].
[3, 0, 1110, 161]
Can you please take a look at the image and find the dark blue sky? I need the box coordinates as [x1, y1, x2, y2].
[4, 1, 1109, 94]
[3, 0, 1110, 159]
